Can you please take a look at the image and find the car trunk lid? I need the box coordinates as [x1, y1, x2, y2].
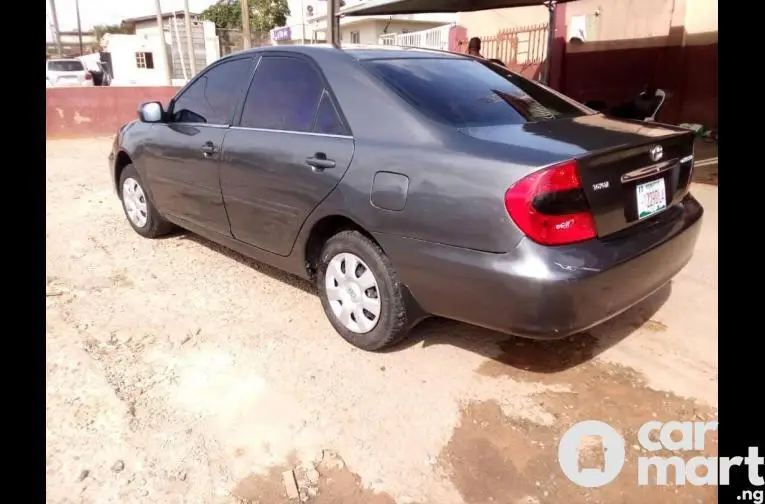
[461, 114, 696, 239]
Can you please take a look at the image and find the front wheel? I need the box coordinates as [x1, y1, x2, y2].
[118, 164, 174, 238]
[316, 231, 411, 351]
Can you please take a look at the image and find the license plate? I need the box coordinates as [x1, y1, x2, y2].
[636, 178, 667, 219]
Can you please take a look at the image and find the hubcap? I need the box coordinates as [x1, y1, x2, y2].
[122, 177, 148, 228]
[324, 252, 381, 334]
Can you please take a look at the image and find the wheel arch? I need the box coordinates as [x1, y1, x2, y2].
[114, 150, 134, 193]
[302, 214, 384, 281]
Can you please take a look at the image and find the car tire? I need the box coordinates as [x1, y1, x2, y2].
[317, 230, 411, 351]
[118, 164, 174, 238]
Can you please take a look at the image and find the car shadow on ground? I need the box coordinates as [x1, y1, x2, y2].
[179, 233, 317, 294]
[396, 282, 671, 373]
[179, 232, 671, 374]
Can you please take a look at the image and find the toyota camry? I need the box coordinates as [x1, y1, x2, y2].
[108, 45, 703, 351]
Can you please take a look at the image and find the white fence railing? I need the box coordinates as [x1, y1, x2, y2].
[378, 24, 453, 51]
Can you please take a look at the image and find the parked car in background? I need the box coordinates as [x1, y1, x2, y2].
[108, 45, 703, 352]
[46, 59, 93, 87]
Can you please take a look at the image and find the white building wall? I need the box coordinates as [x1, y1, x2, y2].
[340, 20, 449, 44]
[103, 20, 219, 86]
[203, 21, 220, 65]
[102, 33, 172, 86]
[310, 15, 455, 45]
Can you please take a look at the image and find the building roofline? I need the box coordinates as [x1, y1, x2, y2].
[122, 11, 201, 25]
[58, 30, 95, 35]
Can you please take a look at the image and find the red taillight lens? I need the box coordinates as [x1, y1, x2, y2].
[504, 160, 597, 246]
[85, 72, 92, 80]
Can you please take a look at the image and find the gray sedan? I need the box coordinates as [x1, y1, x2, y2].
[108, 45, 703, 351]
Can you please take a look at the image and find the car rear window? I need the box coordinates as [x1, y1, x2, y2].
[48, 60, 84, 72]
[362, 57, 592, 127]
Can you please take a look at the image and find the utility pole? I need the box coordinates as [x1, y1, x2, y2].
[542, 0, 557, 86]
[48, 0, 63, 56]
[183, 0, 196, 75]
[300, 0, 306, 44]
[155, 0, 173, 85]
[327, 0, 338, 47]
[75, 0, 83, 55]
[240, 0, 252, 49]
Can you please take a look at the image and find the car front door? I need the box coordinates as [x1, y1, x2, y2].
[142, 55, 255, 236]
[219, 54, 355, 256]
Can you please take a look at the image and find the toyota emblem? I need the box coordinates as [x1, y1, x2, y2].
[649, 145, 663, 162]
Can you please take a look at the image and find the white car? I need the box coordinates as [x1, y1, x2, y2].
[46, 59, 93, 87]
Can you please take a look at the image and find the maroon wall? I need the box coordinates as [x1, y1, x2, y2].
[561, 34, 717, 128]
[46, 86, 181, 139]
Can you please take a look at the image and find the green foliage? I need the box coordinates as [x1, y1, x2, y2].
[201, 0, 291, 34]
[90, 23, 135, 51]
[92, 23, 135, 41]
[200, 2, 241, 29]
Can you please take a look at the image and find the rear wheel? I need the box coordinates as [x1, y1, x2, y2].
[118, 164, 174, 238]
[317, 230, 411, 351]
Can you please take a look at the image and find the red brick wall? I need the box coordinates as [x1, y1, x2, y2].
[46, 86, 181, 139]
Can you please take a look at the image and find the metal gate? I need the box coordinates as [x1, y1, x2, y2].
[458, 23, 549, 79]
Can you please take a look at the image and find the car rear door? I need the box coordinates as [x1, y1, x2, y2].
[219, 54, 354, 256]
[140, 55, 255, 236]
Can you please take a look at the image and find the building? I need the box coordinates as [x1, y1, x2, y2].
[268, 0, 329, 44]
[560, 0, 717, 128]
[455, 0, 717, 128]
[102, 11, 220, 86]
[46, 30, 98, 57]
[270, 0, 456, 45]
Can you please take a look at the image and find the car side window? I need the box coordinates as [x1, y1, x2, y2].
[172, 57, 252, 125]
[239, 56, 323, 132]
[313, 92, 348, 136]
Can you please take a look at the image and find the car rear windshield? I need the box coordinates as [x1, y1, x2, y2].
[48, 60, 84, 72]
[362, 57, 592, 127]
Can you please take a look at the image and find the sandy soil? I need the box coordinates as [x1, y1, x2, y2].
[46, 138, 718, 504]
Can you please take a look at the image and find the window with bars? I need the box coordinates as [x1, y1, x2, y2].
[135, 52, 155, 69]
[350, 31, 360, 44]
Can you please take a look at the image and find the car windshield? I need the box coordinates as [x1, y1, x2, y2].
[48, 60, 84, 72]
[362, 57, 593, 128]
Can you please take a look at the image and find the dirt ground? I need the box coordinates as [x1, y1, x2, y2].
[46, 138, 718, 504]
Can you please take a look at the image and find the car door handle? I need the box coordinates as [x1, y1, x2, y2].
[306, 154, 336, 171]
[201, 142, 218, 158]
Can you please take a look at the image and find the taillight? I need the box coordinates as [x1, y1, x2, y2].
[504, 160, 597, 246]
[85, 72, 92, 80]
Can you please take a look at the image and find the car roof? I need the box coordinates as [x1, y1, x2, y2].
[229, 43, 467, 61]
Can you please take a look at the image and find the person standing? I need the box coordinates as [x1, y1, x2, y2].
[467, 37, 483, 58]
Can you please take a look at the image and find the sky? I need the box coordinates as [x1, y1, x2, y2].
[45, 0, 218, 41]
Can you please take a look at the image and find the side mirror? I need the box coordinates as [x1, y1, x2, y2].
[138, 101, 165, 123]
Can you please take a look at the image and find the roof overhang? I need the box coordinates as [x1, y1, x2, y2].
[341, 0, 573, 16]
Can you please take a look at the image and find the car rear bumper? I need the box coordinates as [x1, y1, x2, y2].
[376, 193, 703, 339]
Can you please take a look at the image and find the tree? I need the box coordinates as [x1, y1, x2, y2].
[92, 23, 135, 50]
[201, 0, 290, 34]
